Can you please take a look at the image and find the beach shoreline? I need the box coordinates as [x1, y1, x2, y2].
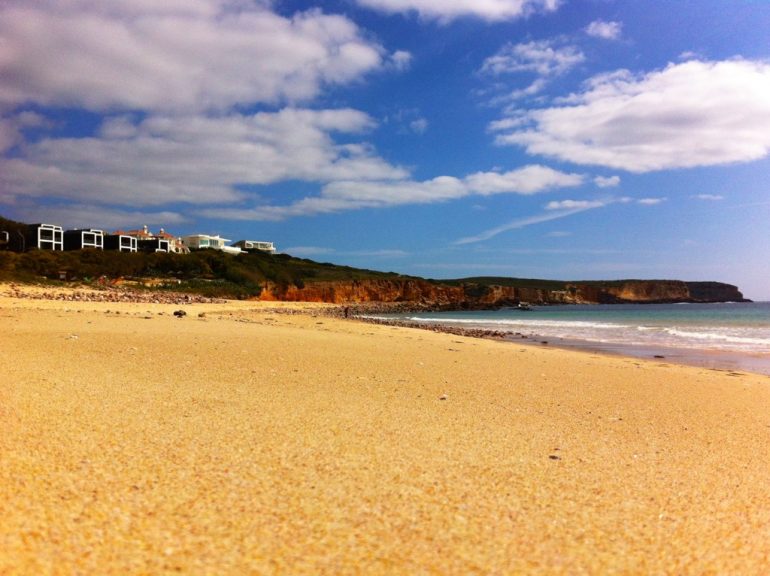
[2, 284, 770, 574]
[353, 311, 770, 377]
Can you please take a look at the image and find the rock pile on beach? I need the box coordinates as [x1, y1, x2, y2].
[2, 284, 226, 305]
[332, 306, 509, 340]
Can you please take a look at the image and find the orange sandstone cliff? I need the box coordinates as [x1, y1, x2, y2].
[258, 279, 747, 307]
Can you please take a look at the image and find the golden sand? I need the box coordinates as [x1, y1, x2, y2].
[1, 286, 769, 574]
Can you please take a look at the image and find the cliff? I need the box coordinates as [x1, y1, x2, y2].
[258, 279, 749, 308]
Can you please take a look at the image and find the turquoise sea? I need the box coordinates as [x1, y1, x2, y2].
[375, 302, 770, 375]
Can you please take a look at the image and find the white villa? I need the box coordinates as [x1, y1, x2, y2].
[182, 234, 242, 255]
[232, 240, 277, 254]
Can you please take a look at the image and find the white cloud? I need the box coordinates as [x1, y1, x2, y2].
[692, 194, 724, 201]
[354, 0, 561, 22]
[455, 193, 671, 245]
[11, 204, 187, 231]
[585, 20, 622, 40]
[0, 109, 408, 207]
[594, 175, 620, 188]
[637, 197, 666, 205]
[410, 118, 429, 134]
[201, 164, 583, 220]
[500, 78, 549, 101]
[390, 50, 413, 71]
[283, 246, 408, 259]
[465, 165, 584, 195]
[481, 40, 584, 77]
[283, 246, 336, 257]
[545, 199, 606, 210]
[0, 1, 387, 112]
[454, 205, 597, 245]
[495, 59, 770, 172]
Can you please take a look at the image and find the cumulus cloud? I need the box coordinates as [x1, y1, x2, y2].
[11, 204, 187, 231]
[353, 0, 561, 22]
[585, 20, 622, 40]
[201, 165, 584, 221]
[493, 59, 770, 172]
[464, 165, 584, 194]
[0, 0, 388, 112]
[0, 109, 408, 207]
[481, 40, 584, 77]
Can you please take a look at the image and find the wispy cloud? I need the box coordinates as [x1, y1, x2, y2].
[481, 40, 584, 77]
[455, 193, 665, 245]
[637, 197, 666, 205]
[454, 205, 596, 245]
[202, 165, 585, 221]
[691, 194, 724, 201]
[493, 59, 770, 172]
[545, 199, 606, 210]
[283, 246, 408, 258]
[481, 39, 584, 103]
[353, 0, 561, 22]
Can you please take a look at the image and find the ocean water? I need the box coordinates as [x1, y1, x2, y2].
[375, 302, 770, 375]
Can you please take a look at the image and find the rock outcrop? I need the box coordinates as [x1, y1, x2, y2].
[258, 278, 749, 308]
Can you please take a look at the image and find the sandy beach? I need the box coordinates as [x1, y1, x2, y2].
[1, 285, 769, 574]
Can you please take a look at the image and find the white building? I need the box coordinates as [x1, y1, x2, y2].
[232, 240, 277, 254]
[182, 234, 242, 255]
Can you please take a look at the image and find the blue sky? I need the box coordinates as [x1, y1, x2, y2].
[1, 1, 769, 299]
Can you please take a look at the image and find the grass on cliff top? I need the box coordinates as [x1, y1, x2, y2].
[0, 247, 413, 298]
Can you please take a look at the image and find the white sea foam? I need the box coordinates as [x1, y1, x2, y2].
[405, 317, 622, 330]
[394, 315, 770, 353]
[663, 328, 770, 346]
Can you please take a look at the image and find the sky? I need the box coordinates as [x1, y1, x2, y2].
[1, 1, 769, 299]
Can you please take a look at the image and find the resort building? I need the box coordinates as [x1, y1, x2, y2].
[182, 234, 242, 255]
[104, 234, 138, 253]
[64, 229, 104, 251]
[117, 225, 187, 253]
[232, 240, 277, 255]
[156, 229, 188, 254]
[26, 224, 64, 251]
[0, 231, 8, 250]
